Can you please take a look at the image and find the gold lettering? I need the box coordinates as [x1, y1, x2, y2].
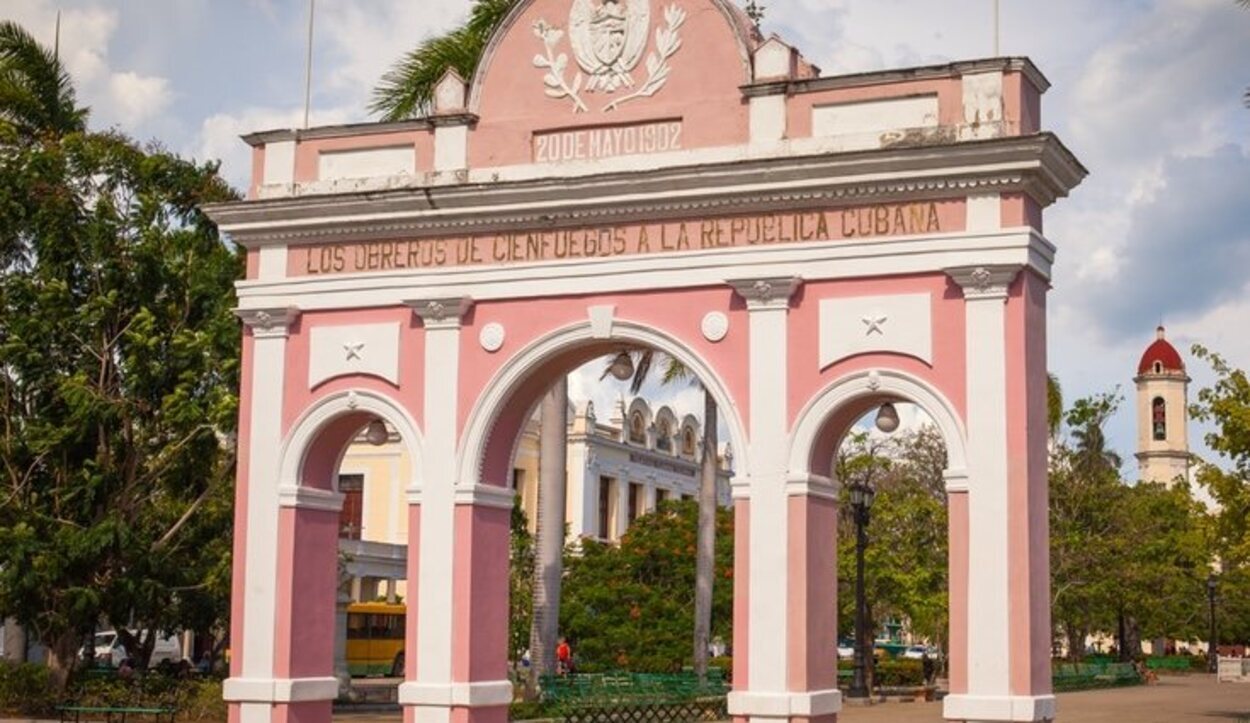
[638, 225, 651, 253]
[731, 218, 747, 245]
[927, 202, 940, 232]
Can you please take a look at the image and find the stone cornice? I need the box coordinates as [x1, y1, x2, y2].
[240, 119, 433, 147]
[741, 56, 1050, 98]
[204, 134, 1085, 248]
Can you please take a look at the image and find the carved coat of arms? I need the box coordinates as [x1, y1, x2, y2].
[533, 0, 686, 114]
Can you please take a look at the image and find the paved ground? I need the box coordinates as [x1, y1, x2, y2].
[331, 675, 1248, 723]
[839, 675, 1248, 723]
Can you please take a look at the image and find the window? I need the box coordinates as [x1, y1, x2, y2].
[656, 488, 670, 505]
[629, 412, 646, 444]
[1153, 361, 1163, 374]
[1152, 397, 1166, 441]
[628, 482, 643, 523]
[598, 477, 615, 540]
[656, 420, 672, 452]
[682, 427, 696, 457]
[339, 474, 365, 540]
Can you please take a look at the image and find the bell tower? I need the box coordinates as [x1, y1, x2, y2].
[1135, 326, 1191, 485]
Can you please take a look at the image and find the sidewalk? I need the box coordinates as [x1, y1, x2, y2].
[838, 674, 1248, 723]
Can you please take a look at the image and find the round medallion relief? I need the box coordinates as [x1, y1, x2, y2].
[701, 312, 729, 343]
[479, 322, 506, 352]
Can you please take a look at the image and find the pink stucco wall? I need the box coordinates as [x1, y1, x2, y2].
[281, 307, 425, 437]
[469, 0, 752, 167]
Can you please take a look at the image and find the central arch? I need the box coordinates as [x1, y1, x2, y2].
[457, 318, 751, 493]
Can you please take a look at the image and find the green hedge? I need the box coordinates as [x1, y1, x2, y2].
[834, 658, 926, 688]
[0, 663, 58, 716]
[873, 659, 925, 687]
[0, 664, 226, 721]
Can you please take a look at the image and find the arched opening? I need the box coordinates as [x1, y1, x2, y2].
[275, 391, 422, 700]
[456, 323, 748, 689]
[1152, 396, 1167, 441]
[789, 370, 968, 697]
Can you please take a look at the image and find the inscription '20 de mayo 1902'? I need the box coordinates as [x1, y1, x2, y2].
[292, 200, 954, 277]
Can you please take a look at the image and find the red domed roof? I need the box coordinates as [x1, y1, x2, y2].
[1137, 327, 1184, 375]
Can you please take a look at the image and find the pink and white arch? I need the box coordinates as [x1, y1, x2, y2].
[207, 1, 1084, 722]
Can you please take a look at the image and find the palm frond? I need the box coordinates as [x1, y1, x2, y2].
[369, 0, 517, 121]
[0, 20, 87, 139]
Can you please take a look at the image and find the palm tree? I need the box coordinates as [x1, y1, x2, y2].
[0, 20, 87, 141]
[370, 0, 516, 121]
[606, 349, 721, 683]
[527, 377, 568, 697]
[1047, 373, 1064, 439]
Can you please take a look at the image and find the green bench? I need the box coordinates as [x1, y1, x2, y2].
[58, 705, 176, 723]
[1052, 662, 1141, 692]
[540, 670, 729, 722]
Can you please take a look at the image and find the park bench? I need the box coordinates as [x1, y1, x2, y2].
[1051, 662, 1140, 692]
[58, 705, 176, 723]
[540, 671, 728, 723]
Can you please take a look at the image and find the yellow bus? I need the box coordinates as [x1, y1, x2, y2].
[346, 602, 405, 677]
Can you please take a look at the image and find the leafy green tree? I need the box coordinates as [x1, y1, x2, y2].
[0, 21, 87, 143]
[1191, 345, 1250, 643]
[835, 428, 949, 649]
[370, 0, 517, 121]
[509, 500, 536, 664]
[1049, 393, 1128, 659]
[560, 500, 733, 673]
[0, 53, 240, 684]
[605, 349, 723, 681]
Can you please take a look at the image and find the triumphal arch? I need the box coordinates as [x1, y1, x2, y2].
[206, 1, 1084, 722]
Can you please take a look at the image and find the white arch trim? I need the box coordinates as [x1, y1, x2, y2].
[787, 368, 969, 491]
[277, 389, 425, 507]
[457, 320, 751, 489]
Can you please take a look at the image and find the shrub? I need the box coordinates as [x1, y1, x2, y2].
[73, 676, 226, 722]
[873, 659, 925, 687]
[0, 663, 58, 716]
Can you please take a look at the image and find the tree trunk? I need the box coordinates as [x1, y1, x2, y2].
[526, 377, 568, 699]
[2, 618, 26, 663]
[46, 630, 81, 692]
[692, 391, 717, 682]
[1065, 624, 1084, 662]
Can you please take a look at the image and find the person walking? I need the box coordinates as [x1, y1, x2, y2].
[556, 638, 572, 676]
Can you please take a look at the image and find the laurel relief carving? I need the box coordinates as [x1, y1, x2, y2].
[533, 0, 685, 114]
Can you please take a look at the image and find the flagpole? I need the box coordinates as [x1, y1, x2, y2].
[993, 0, 1000, 56]
[302, 0, 315, 129]
[54, 10, 61, 62]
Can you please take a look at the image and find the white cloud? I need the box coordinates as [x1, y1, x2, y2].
[1, 0, 177, 135]
[107, 71, 172, 126]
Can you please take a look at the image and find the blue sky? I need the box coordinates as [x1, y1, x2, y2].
[4, 0, 1249, 474]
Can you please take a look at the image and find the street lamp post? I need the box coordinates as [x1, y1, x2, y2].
[847, 479, 876, 699]
[1207, 573, 1218, 674]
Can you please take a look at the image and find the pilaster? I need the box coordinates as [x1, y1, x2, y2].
[402, 297, 474, 723]
[943, 266, 1054, 721]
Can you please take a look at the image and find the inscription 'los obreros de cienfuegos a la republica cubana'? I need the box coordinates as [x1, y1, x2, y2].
[293, 200, 959, 276]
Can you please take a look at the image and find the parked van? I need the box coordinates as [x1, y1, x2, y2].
[90, 630, 182, 667]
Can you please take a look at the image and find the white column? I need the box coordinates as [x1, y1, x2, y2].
[943, 266, 1020, 722]
[402, 297, 473, 723]
[726, 277, 801, 723]
[224, 307, 299, 722]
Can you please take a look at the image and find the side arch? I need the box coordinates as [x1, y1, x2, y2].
[278, 388, 425, 502]
[788, 368, 968, 486]
[457, 319, 750, 490]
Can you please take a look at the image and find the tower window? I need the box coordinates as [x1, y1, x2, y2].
[1152, 397, 1166, 441]
[629, 412, 646, 445]
[1153, 361, 1162, 374]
